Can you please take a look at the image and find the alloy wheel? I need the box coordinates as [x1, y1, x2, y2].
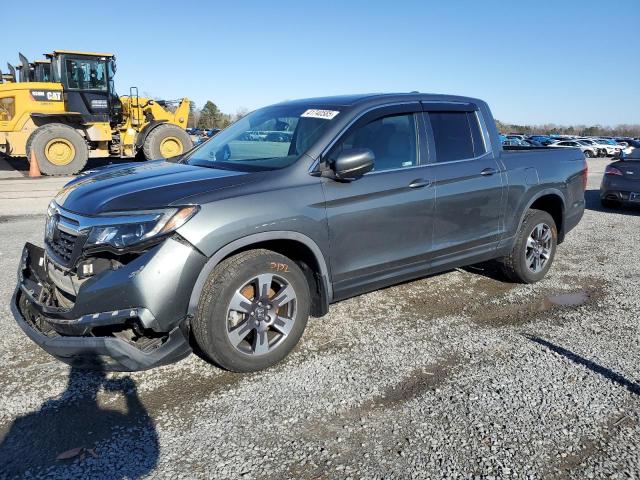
[525, 222, 553, 273]
[225, 273, 297, 356]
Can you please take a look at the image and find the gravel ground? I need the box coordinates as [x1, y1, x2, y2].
[0, 158, 638, 479]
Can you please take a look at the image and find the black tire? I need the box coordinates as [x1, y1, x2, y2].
[584, 150, 594, 158]
[192, 249, 311, 372]
[499, 209, 558, 284]
[601, 198, 619, 209]
[142, 124, 193, 160]
[26, 123, 88, 176]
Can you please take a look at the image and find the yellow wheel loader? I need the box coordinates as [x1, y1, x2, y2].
[0, 51, 192, 175]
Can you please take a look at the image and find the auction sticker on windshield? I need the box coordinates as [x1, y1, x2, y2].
[301, 109, 340, 120]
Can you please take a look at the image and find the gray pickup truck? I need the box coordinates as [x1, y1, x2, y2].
[13, 93, 587, 372]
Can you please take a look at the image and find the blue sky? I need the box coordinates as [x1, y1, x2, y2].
[3, 0, 639, 125]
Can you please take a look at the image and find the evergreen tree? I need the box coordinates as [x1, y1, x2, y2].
[197, 101, 225, 129]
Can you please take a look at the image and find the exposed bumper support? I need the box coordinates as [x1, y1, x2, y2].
[11, 242, 196, 371]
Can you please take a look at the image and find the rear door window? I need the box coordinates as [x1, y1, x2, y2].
[428, 111, 486, 162]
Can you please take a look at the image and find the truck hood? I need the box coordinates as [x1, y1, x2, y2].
[54, 161, 254, 215]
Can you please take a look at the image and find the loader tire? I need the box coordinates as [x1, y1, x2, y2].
[142, 124, 193, 160]
[26, 124, 89, 176]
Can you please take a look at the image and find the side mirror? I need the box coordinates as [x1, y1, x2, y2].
[333, 148, 374, 181]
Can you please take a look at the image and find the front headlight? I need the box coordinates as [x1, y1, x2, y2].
[85, 205, 199, 249]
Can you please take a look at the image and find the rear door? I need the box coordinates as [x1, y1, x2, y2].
[321, 103, 435, 299]
[422, 103, 505, 269]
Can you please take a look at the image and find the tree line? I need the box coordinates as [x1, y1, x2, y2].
[188, 101, 249, 130]
[496, 119, 640, 137]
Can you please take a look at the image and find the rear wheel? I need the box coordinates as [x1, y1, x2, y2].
[500, 209, 557, 284]
[26, 124, 88, 176]
[584, 150, 594, 158]
[192, 249, 310, 372]
[142, 124, 193, 160]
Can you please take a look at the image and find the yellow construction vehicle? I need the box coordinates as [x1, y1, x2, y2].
[0, 50, 192, 175]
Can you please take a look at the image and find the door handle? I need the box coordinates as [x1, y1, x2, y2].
[480, 168, 498, 176]
[409, 178, 431, 189]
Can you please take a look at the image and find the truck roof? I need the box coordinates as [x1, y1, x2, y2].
[278, 92, 484, 108]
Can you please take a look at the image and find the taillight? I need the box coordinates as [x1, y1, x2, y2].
[605, 165, 623, 176]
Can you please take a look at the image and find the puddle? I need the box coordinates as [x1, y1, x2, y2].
[544, 290, 590, 308]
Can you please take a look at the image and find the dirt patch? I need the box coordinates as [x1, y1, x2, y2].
[366, 355, 462, 410]
[471, 277, 607, 328]
[132, 368, 244, 429]
[398, 268, 516, 321]
[283, 354, 464, 479]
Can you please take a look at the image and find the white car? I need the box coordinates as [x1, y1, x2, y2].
[615, 141, 635, 156]
[548, 140, 597, 158]
[575, 139, 606, 156]
[588, 139, 624, 157]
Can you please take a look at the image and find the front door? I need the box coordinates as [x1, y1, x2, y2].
[321, 105, 435, 299]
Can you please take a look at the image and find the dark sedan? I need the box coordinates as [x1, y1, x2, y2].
[600, 149, 640, 208]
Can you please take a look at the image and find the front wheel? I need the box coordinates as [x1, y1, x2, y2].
[192, 249, 310, 372]
[142, 124, 193, 160]
[500, 209, 557, 283]
[26, 124, 89, 175]
[584, 150, 594, 158]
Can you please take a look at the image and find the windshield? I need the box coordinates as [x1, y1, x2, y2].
[65, 58, 107, 91]
[185, 104, 340, 171]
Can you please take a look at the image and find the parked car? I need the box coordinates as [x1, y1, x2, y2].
[576, 139, 606, 157]
[548, 140, 597, 158]
[613, 140, 636, 156]
[502, 137, 522, 146]
[13, 93, 586, 373]
[194, 128, 223, 145]
[528, 135, 555, 146]
[588, 139, 624, 157]
[600, 148, 640, 208]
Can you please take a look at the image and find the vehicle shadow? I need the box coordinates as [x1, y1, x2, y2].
[0, 361, 159, 479]
[526, 335, 640, 397]
[585, 189, 640, 216]
[461, 261, 507, 282]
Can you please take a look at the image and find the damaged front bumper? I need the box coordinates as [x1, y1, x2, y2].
[12, 241, 205, 371]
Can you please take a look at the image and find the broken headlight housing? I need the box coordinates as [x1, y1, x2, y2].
[85, 206, 199, 249]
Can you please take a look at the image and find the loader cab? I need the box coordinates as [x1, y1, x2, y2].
[48, 50, 121, 123]
[33, 60, 51, 82]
